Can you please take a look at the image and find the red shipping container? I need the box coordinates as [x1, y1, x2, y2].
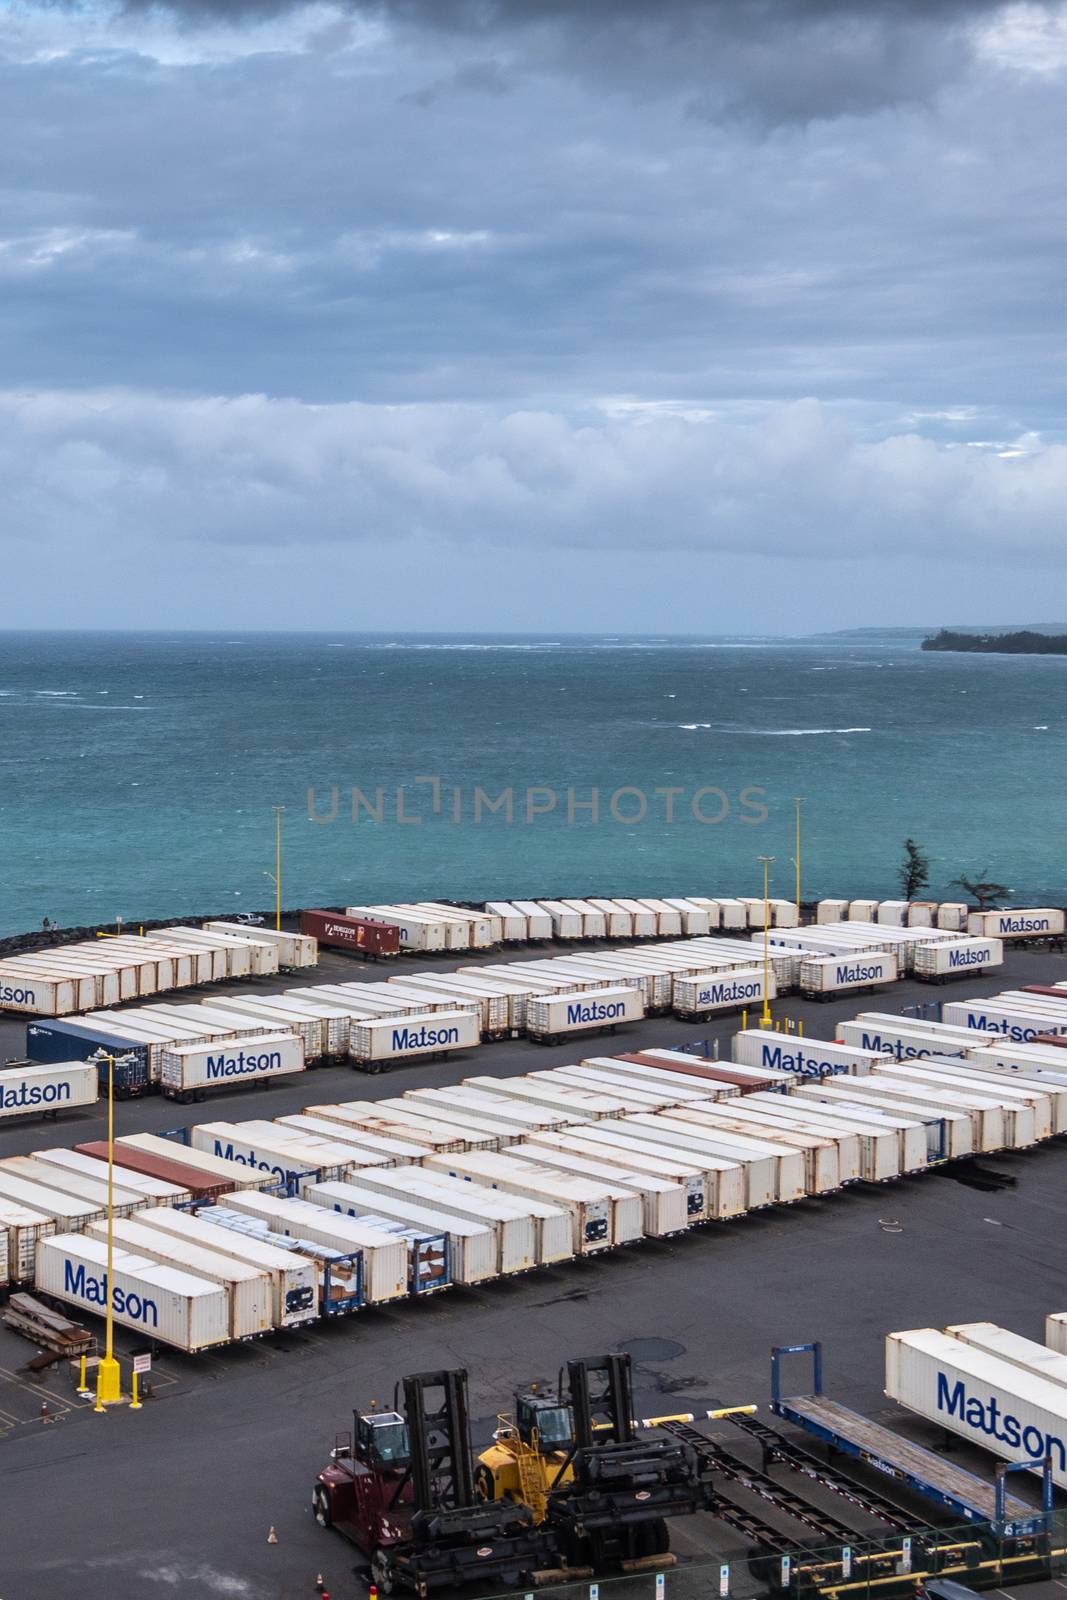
[73, 1140, 232, 1202]
[299, 909, 400, 958]
[616, 1052, 781, 1095]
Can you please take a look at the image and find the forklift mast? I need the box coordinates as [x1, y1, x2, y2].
[567, 1354, 636, 1449]
[401, 1369, 477, 1514]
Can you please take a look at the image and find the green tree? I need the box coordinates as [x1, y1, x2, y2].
[897, 838, 930, 901]
[951, 870, 1011, 910]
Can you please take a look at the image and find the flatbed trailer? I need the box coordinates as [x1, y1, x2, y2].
[770, 1344, 1049, 1537]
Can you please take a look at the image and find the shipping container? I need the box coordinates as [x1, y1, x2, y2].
[36, 1233, 231, 1351]
[412, 904, 496, 948]
[638, 1048, 795, 1095]
[387, 976, 509, 1038]
[73, 1139, 238, 1201]
[314, 1171, 539, 1273]
[551, 1123, 745, 1220]
[189, 1122, 365, 1187]
[349, 1010, 481, 1071]
[739, 1095, 889, 1183]
[684, 898, 723, 930]
[713, 1096, 863, 1183]
[0, 1059, 98, 1120]
[914, 938, 1004, 981]
[459, 1075, 627, 1122]
[848, 900, 880, 921]
[393, 1092, 531, 1147]
[376, 905, 469, 951]
[554, 900, 605, 939]
[196, 1207, 363, 1316]
[401, 1085, 569, 1134]
[134, 1207, 318, 1327]
[508, 902, 556, 940]
[0, 1157, 146, 1218]
[217, 1196, 445, 1296]
[26, 1016, 160, 1090]
[86, 1216, 273, 1338]
[1046, 1314, 1067, 1358]
[609, 899, 661, 937]
[798, 1080, 973, 1160]
[615, 1114, 778, 1209]
[424, 973, 529, 1032]
[193, 997, 325, 1060]
[673, 968, 775, 1019]
[0, 1198, 55, 1280]
[578, 1056, 722, 1103]
[506, 1141, 686, 1235]
[629, 1110, 807, 1202]
[10, 954, 124, 1009]
[0, 1169, 102, 1228]
[273, 1114, 428, 1164]
[965, 908, 1066, 940]
[837, 1017, 979, 1060]
[174, 926, 282, 977]
[799, 951, 897, 997]
[483, 902, 531, 942]
[908, 902, 938, 928]
[115, 1132, 275, 1191]
[711, 899, 748, 930]
[585, 899, 634, 938]
[344, 907, 447, 953]
[733, 1029, 884, 1079]
[754, 1093, 927, 1173]
[885, 1327, 1067, 1487]
[544, 1065, 697, 1111]
[533, 901, 583, 940]
[816, 899, 850, 924]
[938, 903, 970, 931]
[0, 968, 90, 1016]
[877, 901, 910, 926]
[203, 923, 318, 968]
[305, 1179, 496, 1284]
[633, 900, 683, 937]
[665, 1103, 840, 1194]
[556, 956, 667, 1011]
[302, 1101, 469, 1151]
[527, 1127, 709, 1223]
[213, 1190, 412, 1302]
[144, 930, 247, 980]
[941, 997, 1067, 1044]
[872, 1062, 1042, 1146]
[525, 985, 644, 1043]
[892, 1052, 1056, 1139]
[863, 1068, 1009, 1149]
[160, 1033, 305, 1101]
[29, 1146, 188, 1205]
[946, 1322, 1067, 1389]
[424, 1150, 630, 1251]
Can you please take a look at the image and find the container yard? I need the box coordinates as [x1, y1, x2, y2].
[6, 904, 1067, 1600]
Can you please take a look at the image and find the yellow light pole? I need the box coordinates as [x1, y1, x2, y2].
[757, 855, 775, 1028]
[93, 1052, 122, 1409]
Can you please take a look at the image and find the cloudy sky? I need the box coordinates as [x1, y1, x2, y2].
[2, 0, 1066, 631]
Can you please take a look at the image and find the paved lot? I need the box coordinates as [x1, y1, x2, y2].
[1, 939, 1066, 1600]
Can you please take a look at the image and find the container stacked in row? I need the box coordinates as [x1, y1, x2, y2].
[0, 924, 318, 1018]
[817, 899, 1064, 940]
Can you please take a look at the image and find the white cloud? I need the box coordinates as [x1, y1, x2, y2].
[2, 388, 1065, 563]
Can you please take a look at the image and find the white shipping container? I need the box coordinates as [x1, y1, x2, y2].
[639, 1108, 809, 1200]
[553, 1124, 745, 1220]
[529, 1128, 708, 1223]
[635, 900, 683, 937]
[116, 1132, 274, 1191]
[525, 986, 644, 1041]
[87, 1216, 273, 1337]
[545, 1065, 694, 1111]
[885, 1327, 1067, 1487]
[838, 1018, 979, 1060]
[578, 1057, 721, 1103]
[274, 1114, 427, 1163]
[161, 1033, 305, 1095]
[908, 902, 938, 928]
[424, 1151, 625, 1251]
[559, 900, 607, 939]
[731, 1097, 869, 1184]
[134, 1206, 318, 1326]
[757, 1093, 927, 1173]
[610, 900, 660, 937]
[393, 1093, 531, 1146]
[305, 1179, 497, 1284]
[800, 951, 897, 995]
[349, 1010, 481, 1068]
[615, 1114, 778, 1208]
[849, 900, 880, 921]
[345, 908, 446, 953]
[203, 923, 317, 968]
[0, 1199, 56, 1279]
[641, 1047, 796, 1094]
[303, 1102, 469, 1151]
[0, 1060, 98, 1120]
[799, 1080, 974, 1160]
[866, 1071, 1007, 1152]
[673, 968, 775, 1017]
[733, 1029, 885, 1079]
[938, 903, 970, 931]
[389, 977, 509, 1036]
[816, 899, 850, 924]
[941, 998, 1067, 1044]
[36, 1233, 230, 1351]
[534, 902, 583, 940]
[217, 1190, 409, 1302]
[668, 1103, 840, 1194]
[914, 938, 1004, 980]
[412, 904, 494, 948]
[29, 1146, 188, 1205]
[509, 902, 555, 940]
[966, 909, 1066, 940]
[714, 899, 748, 930]
[0, 1228, 8, 1288]
[681, 898, 722, 930]
[873, 1062, 1041, 1147]
[189, 1123, 361, 1186]
[586, 900, 634, 938]
[461, 1075, 629, 1122]
[0, 969, 87, 1017]
[484, 902, 530, 942]
[508, 1141, 686, 1235]
[877, 901, 910, 926]
[317, 1170, 539, 1273]
[0, 1158, 145, 1218]
[200, 998, 325, 1058]
[947, 1323, 1067, 1389]
[0, 1170, 102, 1228]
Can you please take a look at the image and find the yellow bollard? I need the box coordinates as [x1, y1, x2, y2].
[78, 1354, 87, 1394]
[798, 1018, 804, 1037]
[130, 1371, 142, 1411]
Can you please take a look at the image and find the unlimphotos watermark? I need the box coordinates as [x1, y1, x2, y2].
[307, 779, 768, 827]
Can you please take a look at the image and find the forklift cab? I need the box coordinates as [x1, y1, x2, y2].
[515, 1392, 575, 1453]
[354, 1411, 412, 1472]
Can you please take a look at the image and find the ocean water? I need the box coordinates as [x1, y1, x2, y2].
[0, 630, 1064, 937]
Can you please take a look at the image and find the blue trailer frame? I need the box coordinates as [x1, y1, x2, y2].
[24, 1019, 151, 1095]
[770, 1342, 1051, 1538]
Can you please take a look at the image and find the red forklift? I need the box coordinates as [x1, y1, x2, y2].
[312, 1368, 563, 1595]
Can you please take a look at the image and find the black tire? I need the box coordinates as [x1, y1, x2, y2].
[312, 1485, 332, 1528]
[370, 1550, 395, 1594]
[473, 1464, 496, 1502]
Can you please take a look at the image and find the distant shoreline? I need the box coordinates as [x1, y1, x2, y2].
[922, 629, 1067, 656]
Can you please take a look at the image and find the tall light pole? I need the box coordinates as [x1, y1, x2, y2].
[89, 1050, 132, 1409]
[793, 797, 803, 918]
[758, 856, 775, 1028]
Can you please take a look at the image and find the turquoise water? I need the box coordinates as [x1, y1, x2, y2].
[0, 630, 1064, 936]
